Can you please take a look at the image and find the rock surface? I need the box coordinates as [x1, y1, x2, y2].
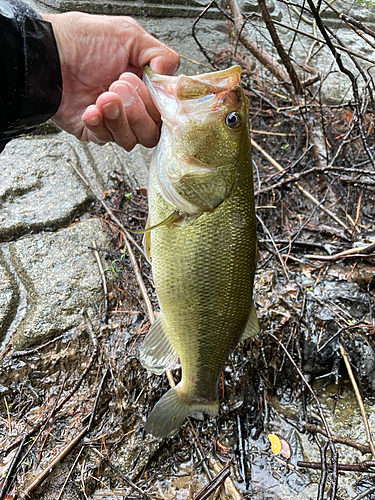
[0, 251, 19, 340]
[0, 135, 93, 242]
[8, 219, 111, 349]
[0, 125, 149, 351]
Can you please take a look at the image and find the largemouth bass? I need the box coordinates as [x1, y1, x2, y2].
[140, 65, 259, 438]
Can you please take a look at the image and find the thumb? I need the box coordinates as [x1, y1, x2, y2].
[149, 52, 180, 76]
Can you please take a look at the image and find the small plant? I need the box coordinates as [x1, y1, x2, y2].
[103, 245, 127, 278]
[120, 243, 127, 260]
[103, 260, 122, 278]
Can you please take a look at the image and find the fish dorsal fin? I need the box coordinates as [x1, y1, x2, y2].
[140, 314, 177, 375]
[240, 301, 260, 342]
[142, 217, 152, 263]
[131, 210, 181, 234]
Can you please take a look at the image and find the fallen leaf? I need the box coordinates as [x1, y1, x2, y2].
[268, 433, 281, 454]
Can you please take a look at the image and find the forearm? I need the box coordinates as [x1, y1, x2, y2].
[0, 0, 62, 150]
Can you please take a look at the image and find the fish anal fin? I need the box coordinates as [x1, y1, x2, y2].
[145, 384, 219, 438]
[140, 314, 176, 375]
[240, 301, 260, 342]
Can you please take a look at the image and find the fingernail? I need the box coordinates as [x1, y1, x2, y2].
[112, 83, 134, 107]
[85, 114, 101, 126]
[102, 102, 120, 120]
[170, 62, 180, 75]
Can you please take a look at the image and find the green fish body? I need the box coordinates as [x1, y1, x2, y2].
[141, 66, 259, 438]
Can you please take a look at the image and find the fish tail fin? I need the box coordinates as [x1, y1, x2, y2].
[145, 385, 219, 439]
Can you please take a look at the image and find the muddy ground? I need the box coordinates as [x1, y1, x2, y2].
[1, 3, 375, 500]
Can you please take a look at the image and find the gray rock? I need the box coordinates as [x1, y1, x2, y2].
[139, 17, 229, 74]
[85, 141, 150, 191]
[8, 218, 112, 349]
[0, 135, 93, 242]
[35, 0, 223, 18]
[0, 250, 19, 343]
[0, 131, 150, 243]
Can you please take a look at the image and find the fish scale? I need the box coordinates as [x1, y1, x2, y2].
[140, 65, 259, 438]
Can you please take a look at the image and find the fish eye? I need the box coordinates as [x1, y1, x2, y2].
[225, 112, 242, 129]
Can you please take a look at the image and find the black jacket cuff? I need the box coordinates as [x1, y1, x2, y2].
[0, 0, 62, 146]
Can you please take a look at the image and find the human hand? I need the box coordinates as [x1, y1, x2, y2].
[42, 12, 179, 150]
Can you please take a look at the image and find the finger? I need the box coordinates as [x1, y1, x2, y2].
[96, 92, 139, 151]
[82, 104, 114, 145]
[83, 96, 137, 150]
[112, 73, 160, 124]
[126, 18, 180, 75]
[109, 81, 160, 148]
[149, 53, 180, 76]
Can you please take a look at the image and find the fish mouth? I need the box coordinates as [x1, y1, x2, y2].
[143, 65, 243, 124]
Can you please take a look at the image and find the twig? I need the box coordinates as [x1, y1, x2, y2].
[252, 138, 350, 231]
[303, 422, 372, 454]
[339, 176, 375, 188]
[192, 0, 218, 65]
[308, 253, 375, 260]
[4, 397, 11, 436]
[19, 426, 89, 499]
[340, 345, 375, 456]
[210, 456, 242, 500]
[0, 435, 26, 500]
[257, 215, 290, 280]
[339, 13, 375, 40]
[87, 367, 109, 433]
[250, 129, 293, 136]
[257, 0, 302, 94]
[67, 159, 147, 260]
[179, 54, 216, 71]
[193, 463, 231, 500]
[297, 460, 375, 472]
[90, 447, 157, 500]
[272, 19, 375, 65]
[306, 242, 375, 261]
[228, 0, 294, 95]
[12, 334, 65, 358]
[89, 475, 121, 500]
[56, 446, 85, 500]
[80, 457, 89, 500]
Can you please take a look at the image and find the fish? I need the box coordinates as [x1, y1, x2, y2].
[140, 65, 259, 438]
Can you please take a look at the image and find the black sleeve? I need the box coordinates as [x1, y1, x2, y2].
[0, 0, 62, 151]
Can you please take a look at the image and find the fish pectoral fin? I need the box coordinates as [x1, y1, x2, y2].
[145, 384, 219, 438]
[142, 217, 152, 263]
[131, 210, 182, 234]
[240, 301, 260, 342]
[140, 314, 177, 375]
